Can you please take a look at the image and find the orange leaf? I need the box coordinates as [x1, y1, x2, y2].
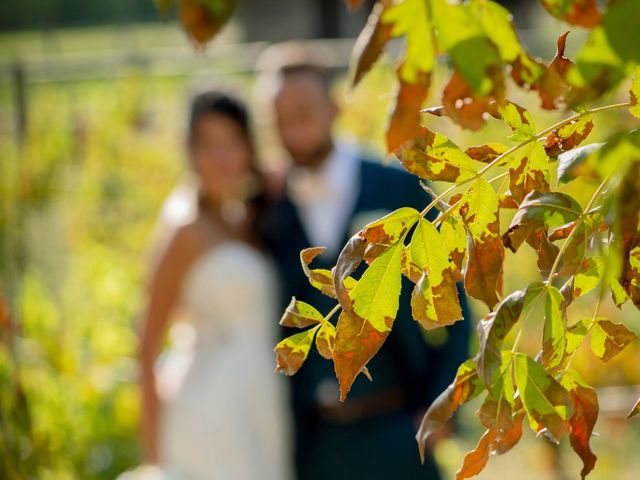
[442, 69, 505, 131]
[387, 71, 431, 152]
[564, 375, 599, 479]
[540, 0, 602, 28]
[333, 311, 389, 401]
[416, 360, 482, 462]
[179, 0, 236, 48]
[455, 429, 498, 480]
[350, 1, 392, 88]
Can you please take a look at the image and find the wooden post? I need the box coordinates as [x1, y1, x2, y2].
[12, 61, 27, 146]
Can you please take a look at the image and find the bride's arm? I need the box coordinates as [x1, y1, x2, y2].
[139, 226, 196, 464]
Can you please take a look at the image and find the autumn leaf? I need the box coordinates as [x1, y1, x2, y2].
[382, 0, 435, 151]
[179, 0, 236, 48]
[503, 190, 582, 254]
[561, 370, 599, 479]
[344, 0, 365, 10]
[627, 398, 640, 419]
[465, 143, 510, 164]
[300, 247, 337, 298]
[315, 321, 336, 360]
[416, 360, 483, 462]
[361, 207, 421, 258]
[396, 127, 478, 183]
[350, 1, 392, 88]
[275, 326, 319, 376]
[458, 178, 504, 309]
[456, 429, 497, 480]
[494, 101, 536, 142]
[279, 297, 324, 328]
[514, 353, 572, 443]
[408, 219, 463, 330]
[333, 311, 389, 401]
[534, 31, 574, 110]
[540, 0, 601, 28]
[441, 69, 505, 131]
[590, 318, 637, 362]
[544, 115, 594, 157]
[507, 141, 551, 204]
[333, 232, 368, 311]
[567, 0, 640, 105]
[387, 73, 431, 152]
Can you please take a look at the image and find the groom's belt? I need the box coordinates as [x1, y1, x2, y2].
[316, 388, 407, 423]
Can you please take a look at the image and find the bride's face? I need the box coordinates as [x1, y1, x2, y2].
[189, 113, 252, 203]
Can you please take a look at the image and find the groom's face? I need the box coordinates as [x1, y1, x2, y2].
[273, 72, 337, 169]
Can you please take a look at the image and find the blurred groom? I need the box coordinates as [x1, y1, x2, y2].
[260, 43, 471, 480]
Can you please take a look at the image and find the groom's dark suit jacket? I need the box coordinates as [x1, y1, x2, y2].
[264, 157, 472, 480]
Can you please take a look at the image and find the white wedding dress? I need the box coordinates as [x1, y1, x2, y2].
[157, 241, 293, 480]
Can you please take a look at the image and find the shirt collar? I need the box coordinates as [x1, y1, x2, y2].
[287, 143, 359, 206]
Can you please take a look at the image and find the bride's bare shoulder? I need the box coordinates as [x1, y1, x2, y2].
[166, 214, 223, 261]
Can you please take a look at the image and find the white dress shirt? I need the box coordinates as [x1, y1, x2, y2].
[287, 143, 361, 258]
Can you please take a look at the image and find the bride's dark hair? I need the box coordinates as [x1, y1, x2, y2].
[187, 90, 269, 242]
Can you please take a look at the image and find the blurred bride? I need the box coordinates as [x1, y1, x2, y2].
[137, 91, 292, 479]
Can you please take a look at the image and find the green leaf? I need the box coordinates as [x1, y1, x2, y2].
[497, 101, 536, 142]
[573, 256, 605, 298]
[279, 297, 324, 328]
[476, 282, 545, 386]
[350, 240, 404, 332]
[514, 353, 573, 443]
[458, 178, 504, 309]
[382, 0, 435, 84]
[557, 143, 603, 184]
[471, 0, 523, 63]
[567, 0, 640, 105]
[431, 0, 501, 95]
[566, 319, 589, 355]
[397, 127, 478, 182]
[542, 286, 567, 369]
[441, 215, 468, 272]
[274, 326, 319, 376]
[409, 219, 464, 330]
[590, 318, 637, 362]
